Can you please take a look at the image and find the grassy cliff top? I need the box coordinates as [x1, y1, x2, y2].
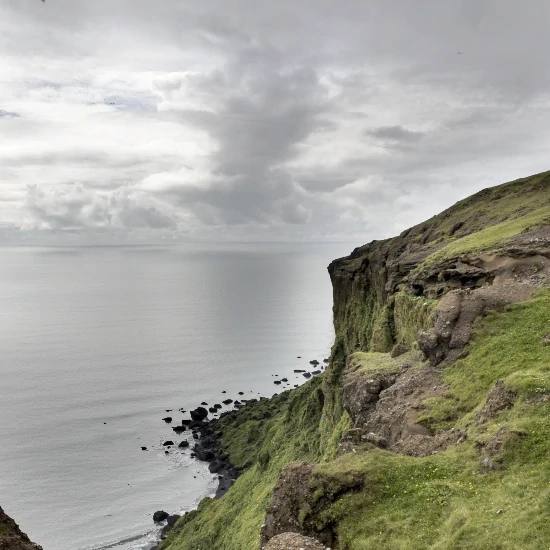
[331, 170, 550, 276]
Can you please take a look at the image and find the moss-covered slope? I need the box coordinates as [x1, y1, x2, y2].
[162, 171, 550, 550]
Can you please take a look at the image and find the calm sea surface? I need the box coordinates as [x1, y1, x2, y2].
[0, 242, 355, 550]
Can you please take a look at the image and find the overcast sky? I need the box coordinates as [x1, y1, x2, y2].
[1, 0, 549, 244]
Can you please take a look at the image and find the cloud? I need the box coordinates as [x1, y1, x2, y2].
[365, 125, 425, 142]
[1, 0, 550, 243]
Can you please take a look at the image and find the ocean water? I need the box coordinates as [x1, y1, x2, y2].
[0, 242, 355, 550]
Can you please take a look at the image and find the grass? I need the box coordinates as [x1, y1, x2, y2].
[422, 206, 550, 266]
[419, 289, 550, 431]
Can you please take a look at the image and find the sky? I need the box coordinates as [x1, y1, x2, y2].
[1, 0, 550, 244]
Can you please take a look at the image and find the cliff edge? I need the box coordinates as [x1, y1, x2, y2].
[158, 170, 549, 549]
[0, 507, 42, 550]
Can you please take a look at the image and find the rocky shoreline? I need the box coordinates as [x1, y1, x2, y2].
[148, 358, 328, 548]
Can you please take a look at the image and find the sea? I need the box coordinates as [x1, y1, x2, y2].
[0, 242, 356, 550]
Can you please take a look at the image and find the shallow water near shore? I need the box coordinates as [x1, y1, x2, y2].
[0, 242, 355, 550]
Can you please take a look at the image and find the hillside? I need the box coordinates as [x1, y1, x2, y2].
[159, 170, 550, 549]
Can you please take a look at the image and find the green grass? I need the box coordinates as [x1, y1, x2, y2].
[423, 206, 550, 265]
[160, 376, 339, 550]
[419, 289, 550, 431]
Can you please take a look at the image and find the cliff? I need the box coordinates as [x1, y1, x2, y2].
[159, 170, 549, 549]
[0, 507, 42, 550]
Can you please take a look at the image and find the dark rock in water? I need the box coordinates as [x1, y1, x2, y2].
[165, 450, 169, 455]
[201, 402, 208, 406]
[294, 369, 305, 373]
[166, 409, 172, 412]
[141, 446, 147, 451]
[190, 452, 196, 458]
[323, 358, 329, 363]
[162, 417, 172, 423]
[222, 390, 226, 393]
[234, 400, 241, 405]
[222, 399, 233, 405]
[294, 384, 298, 387]
[309, 359, 319, 365]
[195, 449, 214, 461]
[181, 419, 192, 426]
[214, 403, 222, 409]
[312, 370, 321, 375]
[172, 426, 186, 434]
[178, 441, 190, 448]
[274, 380, 282, 385]
[189, 419, 206, 429]
[153, 510, 169, 523]
[238, 392, 244, 395]
[297, 356, 301, 358]
[209, 407, 217, 413]
[163, 441, 174, 446]
[190, 407, 208, 421]
[281, 378, 288, 382]
[303, 372, 312, 378]
[192, 433, 199, 439]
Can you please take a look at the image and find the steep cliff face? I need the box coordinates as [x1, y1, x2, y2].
[329, 170, 550, 357]
[161, 171, 550, 550]
[0, 507, 42, 550]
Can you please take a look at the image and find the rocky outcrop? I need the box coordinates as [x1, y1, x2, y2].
[0, 506, 42, 550]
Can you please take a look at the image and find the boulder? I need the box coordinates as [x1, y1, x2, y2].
[162, 417, 172, 423]
[178, 441, 190, 448]
[172, 426, 186, 434]
[163, 441, 174, 447]
[222, 399, 233, 405]
[309, 360, 319, 365]
[190, 407, 208, 421]
[141, 446, 147, 451]
[153, 510, 169, 523]
[302, 372, 312, 378]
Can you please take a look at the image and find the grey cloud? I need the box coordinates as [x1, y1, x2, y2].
[0, 110, 20, 118]
[365, 125, 425, 142]
[3, 0, 550, 242]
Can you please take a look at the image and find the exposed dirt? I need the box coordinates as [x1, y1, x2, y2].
[476, 380, 517, 424]
[263, 532, 329, 550]
[418, 279, 536, 365]
[0, 507, 42, 550]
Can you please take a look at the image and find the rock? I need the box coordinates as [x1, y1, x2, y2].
[312, 370, 321, 375]
[223, 399, 233, 405]
[201, 402, 208, 406]
[222, 390, 226, 393]
[195, 449, 215, 461]
[141, 446, 147, 451]
[391, 343, 410, 358]
[178, 441, 190, 448]
[294, 369, 305, 373]
[189, 420, 206, 429]
[153, 510, 169, 523]
[214, 403, 222, 409]
[281, 378, 288, 382]
[172, 426, 186, 434]
[0, 506, 43, 550]
[297, 356, 301, 358]
[181, 419, 192, 426]
[264, 532, 327, 550]
[323, 358, 329, 363]
[162, 417, 172, 423]
[238, 392, 244, 395]
[274, 380, 282, 385]
[209, 407, 217, 413]
[190, 407, 208, 421]
[163, 441, 174, 446]
[309, 360, 319, 365]
[302, 372, 311, 378]
[165, 409, 172, 412]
